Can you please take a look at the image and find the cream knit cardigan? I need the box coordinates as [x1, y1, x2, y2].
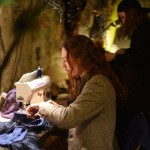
[39, 74, 119, 150]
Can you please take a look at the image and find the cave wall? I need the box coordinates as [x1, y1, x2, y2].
[1, 0, 148, 93]
[0, 0, 68, 93]
[0, 0, 113, 93]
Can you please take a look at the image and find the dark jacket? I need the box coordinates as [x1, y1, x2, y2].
[111, 18, 150, 112]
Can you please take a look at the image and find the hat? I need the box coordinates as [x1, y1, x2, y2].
[117, 0, 142, 12]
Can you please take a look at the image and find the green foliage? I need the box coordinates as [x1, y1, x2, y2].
[0, 0, 13, 6]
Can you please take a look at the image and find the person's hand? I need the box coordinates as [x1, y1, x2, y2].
[46, 99, 59, 106]
[26, 100, 59, 119]
[26, 103, 40, 119]
[105, 51, 116, 62]
[116, 48, 125, 54]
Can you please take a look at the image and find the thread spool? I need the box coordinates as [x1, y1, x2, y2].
[37, 66, 42, 78]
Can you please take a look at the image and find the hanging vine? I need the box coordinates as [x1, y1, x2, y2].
[43, 0, 63, 23]
[63, 0, 87, 37]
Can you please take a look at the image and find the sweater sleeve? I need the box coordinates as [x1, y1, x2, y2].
[38, 75, 116, 129]
[115, 47, 135, 64]
[115, 20, 150, 65]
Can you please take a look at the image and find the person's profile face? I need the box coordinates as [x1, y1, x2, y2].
[118, 11, 126, 25]
[61, 47, 71, 74]
[61, 47, 86, 78]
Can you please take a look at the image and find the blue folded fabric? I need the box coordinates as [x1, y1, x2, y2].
[0, 113, 53, 146]
[123, 112, 150, 150]
[12, 113, 53, 131]
[0, 126, 27, 145]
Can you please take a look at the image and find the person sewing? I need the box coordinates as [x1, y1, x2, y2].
[105, 0, 150, 148]
[26, 35, 120, 150]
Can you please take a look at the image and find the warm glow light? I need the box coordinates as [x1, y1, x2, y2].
[103, 0, 121, 52]
[110, 44, 119, 53]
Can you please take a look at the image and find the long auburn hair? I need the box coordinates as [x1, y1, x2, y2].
[62, 35, 127, 103]
[117, 8, 150, 39]
[62, 35, 109, 76]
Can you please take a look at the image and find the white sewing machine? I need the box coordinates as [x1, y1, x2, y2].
[14, 70, 52, 109]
